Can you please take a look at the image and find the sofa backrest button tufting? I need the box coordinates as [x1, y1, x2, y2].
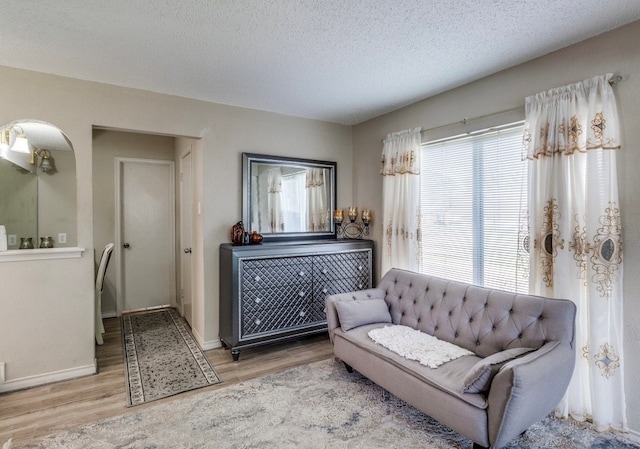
[518, 333, 523, 338]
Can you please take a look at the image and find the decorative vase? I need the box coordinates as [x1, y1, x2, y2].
[40, 236, 55, 248]
[19, 237, 34, 249]
[249, 231, 263, 244]
[231, 221, 245, 245]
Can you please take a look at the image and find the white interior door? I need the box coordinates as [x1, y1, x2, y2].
[180, 151, 194, 326]
[117, 158, 176, 313]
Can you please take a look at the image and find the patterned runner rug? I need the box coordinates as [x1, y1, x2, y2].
[122, 307, 221, 406]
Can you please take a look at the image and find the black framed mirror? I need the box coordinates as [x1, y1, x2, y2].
[242, 153, 337, 242]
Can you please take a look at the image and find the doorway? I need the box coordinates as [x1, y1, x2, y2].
[115, 158, 176, 313]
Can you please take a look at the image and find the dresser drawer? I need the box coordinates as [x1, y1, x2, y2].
[313, 273, 371, 301]
[241, 257, 312, 290]
[313, 251, 370, 281]
[241, 290, 310, 338]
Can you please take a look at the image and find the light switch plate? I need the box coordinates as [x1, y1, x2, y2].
[58, 233, 67, 244]
[8, 235, 16, 246]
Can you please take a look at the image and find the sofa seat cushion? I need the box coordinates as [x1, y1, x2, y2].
[334, 323, 488, 409]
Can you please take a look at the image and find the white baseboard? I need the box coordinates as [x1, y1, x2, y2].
[0, 361, 97, 393]
[200, 339, 222, 351]
[190, 326, 221, 351]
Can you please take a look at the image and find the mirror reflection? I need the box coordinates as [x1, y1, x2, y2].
[243, 153, 336, 241]
[0, 120, 76, 249]
[0, 158, 37, 245]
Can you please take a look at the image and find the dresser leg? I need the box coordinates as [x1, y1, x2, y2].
[232, 349, 240, 362]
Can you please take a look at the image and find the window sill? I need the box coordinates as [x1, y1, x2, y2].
[0, 247, 85, 262]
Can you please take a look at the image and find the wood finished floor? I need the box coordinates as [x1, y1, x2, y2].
[0, 317, 334, 445]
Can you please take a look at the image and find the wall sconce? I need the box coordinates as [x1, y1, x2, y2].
[0, 129, 9, 153]
[29, 148, 55, 173]
[8, 126, 30, 154]
[335, 207, 371, 239]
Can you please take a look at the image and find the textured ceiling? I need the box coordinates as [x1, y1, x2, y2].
[2, 1, 640, 125]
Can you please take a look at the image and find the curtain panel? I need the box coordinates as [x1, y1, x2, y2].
[380, 127, 422, 274]
[524, 74, 626, 431]
[266, 168, 284, 233]
[306, 168, 328, 231]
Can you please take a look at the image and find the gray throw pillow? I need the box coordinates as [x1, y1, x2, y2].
[462, 347, 536, 394]
[335, 298, 392, 332]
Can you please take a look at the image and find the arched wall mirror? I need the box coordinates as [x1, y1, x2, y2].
[0, 119, 76, 249]
[242, 153, 336, 242]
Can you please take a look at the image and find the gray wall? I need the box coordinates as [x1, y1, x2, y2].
[0, 65, 352, 387]
[353, 20, 640, 433]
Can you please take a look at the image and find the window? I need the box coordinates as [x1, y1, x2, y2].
[419, 123, 528, 293]
[281, 171, 307, 232]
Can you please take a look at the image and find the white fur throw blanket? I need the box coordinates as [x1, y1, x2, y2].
[368, 325, 474, 368]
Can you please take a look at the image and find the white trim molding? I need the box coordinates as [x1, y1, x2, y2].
[0, 360, 96, 393]
[0, 247, 85, 263]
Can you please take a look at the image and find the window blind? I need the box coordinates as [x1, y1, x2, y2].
[419, 124, 528, 293]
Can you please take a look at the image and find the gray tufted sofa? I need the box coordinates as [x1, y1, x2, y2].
[326, 268, 576, 449]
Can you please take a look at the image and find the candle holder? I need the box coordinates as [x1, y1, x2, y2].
[335, 207, 371, 239]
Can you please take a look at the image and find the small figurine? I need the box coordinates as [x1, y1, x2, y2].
[231, 221, 245, 245]
[249, 231, 263, 244]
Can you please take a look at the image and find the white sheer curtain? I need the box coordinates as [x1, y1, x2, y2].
[306, 168, 328, 231]
[266, 168, 284, 233]
[380, 128, 422, 274]
[524, 73, 626, 431]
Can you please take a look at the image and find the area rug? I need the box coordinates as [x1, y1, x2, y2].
[5, 359, 639, 449]
[122, 307, 220, 406]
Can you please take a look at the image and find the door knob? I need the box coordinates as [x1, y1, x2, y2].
[123, 243, 130, 249]
[184, 248, 192, 253]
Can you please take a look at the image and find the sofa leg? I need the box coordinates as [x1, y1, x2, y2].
[472, 443, 489, 449]
[343, 362, 353, 373]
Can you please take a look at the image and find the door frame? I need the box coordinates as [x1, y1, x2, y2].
[114, 157, 176, 315]
[178, 148, 194, 325]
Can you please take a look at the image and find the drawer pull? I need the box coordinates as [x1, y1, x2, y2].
[254, 319, 261, 325]
[254, 275, 261, 282]
[255, 298, 261, 304]
[299, 291, 306, 297]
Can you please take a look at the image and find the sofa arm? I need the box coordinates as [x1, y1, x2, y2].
[487, 340, 575, 448]
[325, 288, 386, 343]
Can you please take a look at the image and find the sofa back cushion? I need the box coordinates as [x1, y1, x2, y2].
[335, 298, 392, 331]
[377, 269, 576, 357]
